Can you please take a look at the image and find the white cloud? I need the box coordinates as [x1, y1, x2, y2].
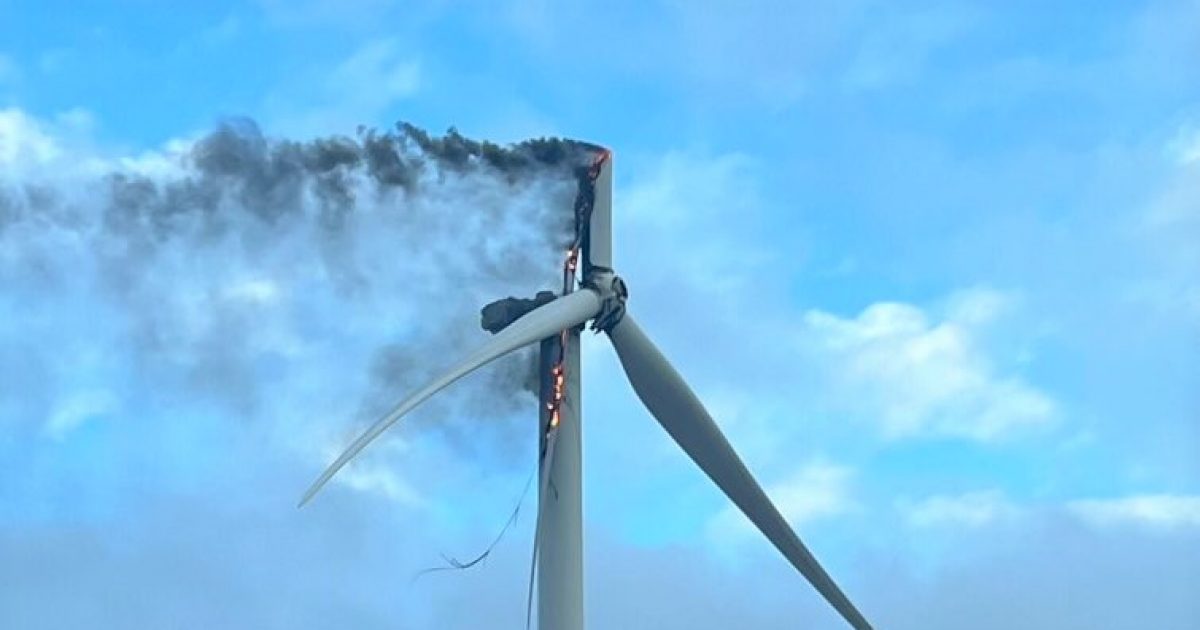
[943, 286, 1016, 327]
[709, 460, 855, 542]
[900, 491, 1200, 532]
[0, 107, 184, 180]
[1069, 494, 1200, 530]
[803, 290, 1056, 441]
[0, 108, 61, 167]
[223, 277, 283, 305]
[45, 389, 119, 440]
[900, 490, 1022, 529]
[114, 137, 195, 179]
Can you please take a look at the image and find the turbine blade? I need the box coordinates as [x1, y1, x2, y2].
[299, 289, 602, 507]
[586, 152, 613, 270]
[606, 314, 873, 630]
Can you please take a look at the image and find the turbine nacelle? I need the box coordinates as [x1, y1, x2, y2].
[582, 268, 627, 333]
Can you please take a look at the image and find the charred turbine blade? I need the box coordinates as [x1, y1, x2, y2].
[605, 314, 873, 630]
[299, 289, 602, 507]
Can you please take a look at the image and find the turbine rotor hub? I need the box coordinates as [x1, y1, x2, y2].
[583, 268, 627, 333]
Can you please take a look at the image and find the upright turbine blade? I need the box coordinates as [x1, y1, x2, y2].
[586, 152, 613, 270]
[299, 289, 602, 507]
[606, 314, 873, 630]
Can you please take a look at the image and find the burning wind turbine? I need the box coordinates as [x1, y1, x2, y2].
[299, 146, 874, 630]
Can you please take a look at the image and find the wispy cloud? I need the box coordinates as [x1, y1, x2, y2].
[45, 389, 120, 441]
[899, 490, 1022, 529]
[899, 491, 1200, 532]
[1069, 494, 1200, 530]
[0, 107, 61, 166]
[0, 106, 109, 178]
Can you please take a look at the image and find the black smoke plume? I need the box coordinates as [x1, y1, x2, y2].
[0, 118, 602, 467]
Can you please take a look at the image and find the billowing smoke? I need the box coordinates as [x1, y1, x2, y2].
[0, 117, 600, 469]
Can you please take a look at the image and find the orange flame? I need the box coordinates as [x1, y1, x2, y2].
[544, 154, 601, 437]
[547, 355, 567, 431]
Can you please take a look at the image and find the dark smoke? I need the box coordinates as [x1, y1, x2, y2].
[98, 118, 599, 245]
[0, 118, 603, 464]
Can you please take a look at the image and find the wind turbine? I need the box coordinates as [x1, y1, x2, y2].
[299, 149, 874, 630]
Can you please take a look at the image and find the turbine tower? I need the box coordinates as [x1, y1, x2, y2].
[299, 150, 874, 630]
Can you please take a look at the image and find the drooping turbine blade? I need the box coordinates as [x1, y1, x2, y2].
[606, 314, 873, 630]
[299, 289, 602, 507]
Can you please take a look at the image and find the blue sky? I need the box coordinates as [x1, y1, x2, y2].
[1, 1, 1198, 628]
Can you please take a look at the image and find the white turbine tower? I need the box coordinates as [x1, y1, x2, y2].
[299, 150, 874, 630]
